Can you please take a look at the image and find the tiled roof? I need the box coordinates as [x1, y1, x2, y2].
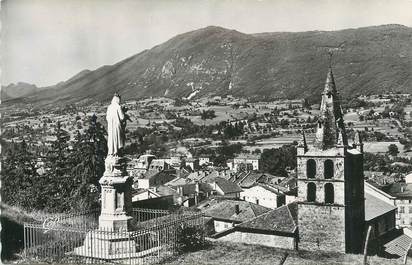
[202, 199, 271, 223]
[237, 203, 297, 234]
[383, 183, 412, 198]
[365, 193, 396, 221]
[181, 182, 214, 195]
[140, 170, 160, 179]
[238, 172, 264, 188]
[214, 177, 243, 194]
[383, 234, 412, 259]
[201, 171, 221, 182]
[165, 177, 187, 186]
[156, 185, 179, 197]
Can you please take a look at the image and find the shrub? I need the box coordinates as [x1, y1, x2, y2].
[176, 225, 205, 253]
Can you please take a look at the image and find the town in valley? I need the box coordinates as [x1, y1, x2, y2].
[2, 1, 412, 264]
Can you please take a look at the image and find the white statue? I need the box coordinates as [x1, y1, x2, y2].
[106, 94, 125, 156]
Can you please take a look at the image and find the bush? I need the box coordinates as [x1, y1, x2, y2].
[176, 225, 205, 253]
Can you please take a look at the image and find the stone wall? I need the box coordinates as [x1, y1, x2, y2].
[298, 203, 346, 252]
[217, 231, 295, 250]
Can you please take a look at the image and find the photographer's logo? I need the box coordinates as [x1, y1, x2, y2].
[42, 216, 59, 233]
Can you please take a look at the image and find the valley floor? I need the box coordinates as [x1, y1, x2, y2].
[163, 241, 409, 265]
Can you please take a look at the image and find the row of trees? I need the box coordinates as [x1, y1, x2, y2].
[2, 115, 107, 213]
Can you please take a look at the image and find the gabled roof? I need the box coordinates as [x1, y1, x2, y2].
[236, 203, 298, 234]
[178, 182, 214, 196]
[202, 199, 271, 223]
[155, 185, 180, 197]
[214, 177, 243, 194]
[238, 172, 264, 188]
[165, 177, 187, 186]
[365, 193, 397, 221]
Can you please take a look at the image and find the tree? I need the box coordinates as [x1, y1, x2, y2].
[41, 121, 72, 212]
[260, 145, 297, 177]
[387, 144, 399, 157]
[2, 140, 39, 209]
[69, 115, 107, 210]
[201, 110, 216, 120]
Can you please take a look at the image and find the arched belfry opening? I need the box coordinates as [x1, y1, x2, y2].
[324, 183, 334, 204]
[307, 159, 316, 178]
[307, 182, 316, 202]
[324, 160, 334, 179]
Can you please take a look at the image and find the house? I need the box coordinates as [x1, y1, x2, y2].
[240, 183, 285, 209]
[199, 199, 272, 233]
[211, 177, 242, 198]
[135, 154, 156, 172]
[185, 158, 199, 171]
[381, 182, 412, 227]
[148, 159, 171, 171]
[131, 186, 176, 209]
[364, 192, 397, 240]
[132, 188, 161, 202]
[175, 181, 214, 207]
[212, 203, 298, 250]
[228, 154, 260, 172]
[136, 170, 176, 189]
[199, 155, 211, 166]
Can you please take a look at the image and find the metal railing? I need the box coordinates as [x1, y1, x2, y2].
[23, 208, 204, 264]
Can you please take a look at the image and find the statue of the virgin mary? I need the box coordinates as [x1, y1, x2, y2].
[106, 93, 125, 156]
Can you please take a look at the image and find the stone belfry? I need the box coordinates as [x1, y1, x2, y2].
[297, 61, 365, 254]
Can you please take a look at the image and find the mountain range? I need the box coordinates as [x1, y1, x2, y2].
[3, 24, 412, 106]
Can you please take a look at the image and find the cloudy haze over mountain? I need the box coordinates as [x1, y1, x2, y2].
[2, 0, 412, 87]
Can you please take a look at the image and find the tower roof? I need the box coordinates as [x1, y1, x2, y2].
[314, 65, 347, 149]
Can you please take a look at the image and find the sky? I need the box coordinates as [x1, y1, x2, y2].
[2, 0, 412, 87]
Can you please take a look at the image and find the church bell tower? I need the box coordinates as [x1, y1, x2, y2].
[296, 64, 365, 254]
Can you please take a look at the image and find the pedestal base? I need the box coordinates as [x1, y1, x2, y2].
[99, 214, 133, 232]
[71, 229, 164, 262]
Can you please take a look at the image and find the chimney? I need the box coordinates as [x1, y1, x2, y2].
[235, 204, 240, 215]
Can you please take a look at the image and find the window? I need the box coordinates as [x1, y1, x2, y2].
[400, 206, 405, 214]
[307, 182, 316, 202]
[324, 183, 334, 204]
[307, 159, 316, 178]
[324, 160, 334, 179]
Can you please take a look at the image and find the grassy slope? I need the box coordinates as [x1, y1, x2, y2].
[163, 241, 409, 265]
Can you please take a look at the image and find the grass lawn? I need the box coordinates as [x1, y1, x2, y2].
[163, 241, 409, 265]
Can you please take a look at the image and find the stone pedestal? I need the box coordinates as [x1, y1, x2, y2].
[98, 155, 134, 232]
[72, 155, 140, 261]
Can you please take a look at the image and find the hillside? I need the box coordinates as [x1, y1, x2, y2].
[4, 24, 412, 106]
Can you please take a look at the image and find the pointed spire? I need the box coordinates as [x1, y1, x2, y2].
[314, 55, 348, 150]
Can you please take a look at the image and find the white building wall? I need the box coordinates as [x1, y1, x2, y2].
[214, 220, 234, 233]
[240, 186, 279, 209]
